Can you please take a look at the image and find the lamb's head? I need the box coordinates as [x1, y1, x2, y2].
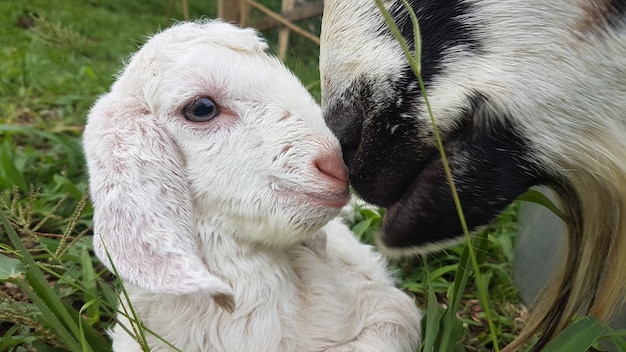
[136, 21, 349, 244]
[84, 21, 348, 309]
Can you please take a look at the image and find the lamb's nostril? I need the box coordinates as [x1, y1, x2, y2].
[314, 152, 349, 184]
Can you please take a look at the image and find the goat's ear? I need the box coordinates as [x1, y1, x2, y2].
[84, 95, 234, 312]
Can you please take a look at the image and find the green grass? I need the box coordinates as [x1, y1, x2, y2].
[0, 0, 613, 351]
[346, 201, 524, 351]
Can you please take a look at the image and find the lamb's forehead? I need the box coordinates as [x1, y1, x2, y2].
[116, 20, 276, 97]
[144, 21, 268, 55]
[121, 21, 268, 81]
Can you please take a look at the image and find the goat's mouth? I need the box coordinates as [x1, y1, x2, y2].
[376, 150, 467, 251]
[341, 116, 471, 209]
[350, 124, 542, 254]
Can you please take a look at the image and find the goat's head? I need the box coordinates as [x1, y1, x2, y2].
[84, 20, 348, 311]
[320, 0, 625, 253]
[321, 0, 626, 348]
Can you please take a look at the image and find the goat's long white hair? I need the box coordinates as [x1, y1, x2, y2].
[320, 0, 626, 349]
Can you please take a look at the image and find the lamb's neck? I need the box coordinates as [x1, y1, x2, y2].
[196, 225, 300, 292]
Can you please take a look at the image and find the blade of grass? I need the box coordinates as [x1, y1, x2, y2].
[424, 264, 458, 282]
[374, 1, 500, 350]
[351, 218, 373, 238]
[112, 311, 184, 352]
[5, 242, 118, 315]
[0, 324, 28, 350]
[603, 328, 626, 352]
[59, 300, 111, 352]
[99, 239, 150, 351]
[420, 256, 444, 352]
[540, 316, 605, 352]
[77, 299, 109, 352]
[517, 188, 567, 222]
[1, 142, 28, 191]
[0, 252, 26, 280]
[16, 276, 82, 352]
[1, 209, 87, 352]
[80, 245, 100, 324]
[440, 232, 489, 351]
[79, 299, 97, 351]
[0, 124, 84, 163]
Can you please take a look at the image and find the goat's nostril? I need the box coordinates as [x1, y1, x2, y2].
[314, 153, 349, 184]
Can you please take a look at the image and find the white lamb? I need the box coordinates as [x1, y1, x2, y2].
[83, 20, 421, 352]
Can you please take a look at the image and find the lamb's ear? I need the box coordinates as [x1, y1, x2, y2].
[84, 95, 234, 312]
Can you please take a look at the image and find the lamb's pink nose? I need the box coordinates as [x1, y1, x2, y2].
[314, 152, 349, 185]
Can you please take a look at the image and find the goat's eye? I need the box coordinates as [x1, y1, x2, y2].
[183, 97, 220, 122]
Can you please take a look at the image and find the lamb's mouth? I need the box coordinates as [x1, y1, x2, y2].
[301, 191, 350, 208]
[275, 181, 350, 209]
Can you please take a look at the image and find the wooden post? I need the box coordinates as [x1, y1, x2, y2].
[181, 0, 189, 20]
[246, 0, 320, 45]
[218, 0, 242, 24]
[278, 0, 295, 60]
[249, 1, 323, 30]
[239, 0, 249, 27]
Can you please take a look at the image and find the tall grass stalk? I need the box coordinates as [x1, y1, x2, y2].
[99, 240, 151, 352]
[1, 192, 182, 350]
[373, 0, 500, 349]
[0, 207, 108, 352]
[99, 239, 184, 351]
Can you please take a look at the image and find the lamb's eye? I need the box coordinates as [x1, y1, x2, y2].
[183, 97, 220, 122]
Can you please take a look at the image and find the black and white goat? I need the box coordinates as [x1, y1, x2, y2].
[84, 21, 421, 351]
[319, 0, 625, 350]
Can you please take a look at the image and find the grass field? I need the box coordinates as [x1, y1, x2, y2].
[0, 1, 618, 351]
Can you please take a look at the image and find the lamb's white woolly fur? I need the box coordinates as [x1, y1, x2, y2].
[83, 20, 421, 351]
